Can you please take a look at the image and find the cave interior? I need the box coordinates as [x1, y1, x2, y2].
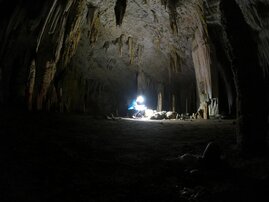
[0, 0, 269, 201]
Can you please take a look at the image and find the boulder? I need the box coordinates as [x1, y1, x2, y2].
[166, 111, 177, 119]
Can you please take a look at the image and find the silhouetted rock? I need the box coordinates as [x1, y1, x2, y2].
[202, 141, 221, 167]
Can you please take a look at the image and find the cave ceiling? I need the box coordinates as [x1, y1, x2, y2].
[72, 0, 201, 91]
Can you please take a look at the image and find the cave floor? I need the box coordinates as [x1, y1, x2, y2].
[1, 113, 269, 202]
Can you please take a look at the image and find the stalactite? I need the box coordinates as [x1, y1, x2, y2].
[86, 5, 96, 24]
[175, 52, 181, 73]
[161, 0, 168, 9]
[48, 5, 62, 34]
[170, 53, 176, 73]
[36, 1, 71, 110]
[37, 60, 56, 110]
[236, 0, 263, 31]
[103, 41, 110, 52]
[88, 7, 100, 45]
[193, 1, 209, 40]
[137, 44, 144, 64]
[169, 14, 178, 34]
[154, 37, 161, 50]
[119, 34, 124, 56]
[26, 59, 36, 111]
[106, 58, 115, 70]
[127, 36, 135, 64]
[168, 0, 179, 35]
[113, 34, 125, 56]
[114, 0, 127, 26]
[151, 10, 158, 23]
[170, 46, 181, 73]
[54, 5, 69, 62]
[61, 0, 86, 66]
[35, 0, 86, 111]
[36, 0, 58, 52]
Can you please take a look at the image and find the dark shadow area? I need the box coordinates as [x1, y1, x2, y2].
[1, 113, 268, 202]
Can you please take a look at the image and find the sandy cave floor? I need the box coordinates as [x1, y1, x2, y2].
[0, 113, 269, 202]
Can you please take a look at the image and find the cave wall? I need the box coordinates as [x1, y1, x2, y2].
[203, 0, 269, 153]
[204, 0, 236, 116]
[0, 0, 87, 112]
[222, 0, 269, 153]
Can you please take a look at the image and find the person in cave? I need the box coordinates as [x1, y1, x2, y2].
[133, 110, 145, 118]
[128, 95, 147, 118]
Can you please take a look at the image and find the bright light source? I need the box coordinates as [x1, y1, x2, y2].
[136, 95, 144, 104]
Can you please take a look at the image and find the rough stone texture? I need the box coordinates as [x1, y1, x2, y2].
[67, 0, 199, 115]
[0, 0, 221, 115]
[0, 0, 87, 111]
[0, 0, 268, 153]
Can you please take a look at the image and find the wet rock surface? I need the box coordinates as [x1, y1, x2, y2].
[1, 113, 268, 202]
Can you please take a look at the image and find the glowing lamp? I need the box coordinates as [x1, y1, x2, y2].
[136, 95, 144, 104]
